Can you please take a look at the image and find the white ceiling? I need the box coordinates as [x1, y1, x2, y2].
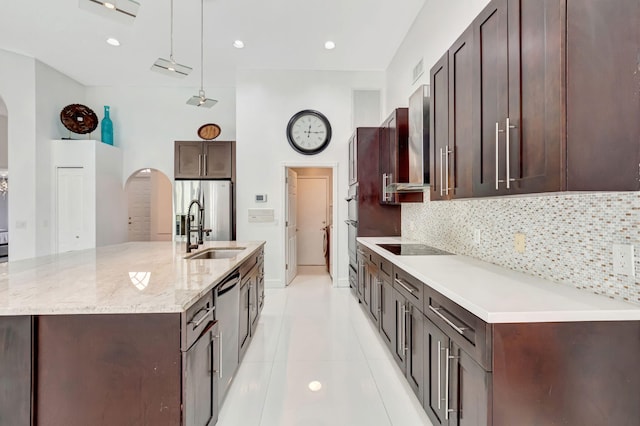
[0, 0, 425, 88]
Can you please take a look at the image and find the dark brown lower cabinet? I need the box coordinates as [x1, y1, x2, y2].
[378, 273, 395, 352]
[425, 317, 490, 426]
[0, 316, 32, 426]
[392, 288, 425, 401]
[238, 274, 251, 361]
[36, 314, 182, 426]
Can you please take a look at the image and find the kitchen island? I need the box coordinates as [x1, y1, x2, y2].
[0, 240, 265, 426]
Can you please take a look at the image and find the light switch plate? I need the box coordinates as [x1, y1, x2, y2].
[514, 233, 526, 253]
[613, 244, 635, 276]
[473, 229, 481, 245]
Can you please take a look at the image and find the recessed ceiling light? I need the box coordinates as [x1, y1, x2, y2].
[103, 2, 116, 9]
[233, 40, 245, 49]
[324, 41, 336, 50]
[308, 381, 322, 392]
[106, 37, 120, 46]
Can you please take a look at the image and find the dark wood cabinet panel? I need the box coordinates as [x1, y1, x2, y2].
[175, 141, 235, 180]
[566, 0, 640, 191]
[36, 314, 181, 426]
[407, 306, 425, 402]
[184, 321, 219, 426]
[379, 273, 395, 352]
[450, 344, 491, 426]
[425, 320, 448, 426]
[392, 288, 408, 373]
[0, 316, 32, 426]
[368, 260, 380, 325]
[492, 321, 640, 426]
[238, 276, 251, 361]
[203, 141, 233, 179]
[430, 51, 449, 201]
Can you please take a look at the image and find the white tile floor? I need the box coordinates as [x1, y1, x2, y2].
[217, 266, 434, 426]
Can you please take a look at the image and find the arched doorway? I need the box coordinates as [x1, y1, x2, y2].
[125, 169, 172, 241]
[0, 97, 8, 262]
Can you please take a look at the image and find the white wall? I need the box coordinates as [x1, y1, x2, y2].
[85, 86, 237, 182]
[150, 170, 173, 241]
[0, 49, 37, 261]
[35, 61, 87, 256]
[0, 114, 7, 169]
[384, 0, 490, 114]
[236, 69, 385, 288]
[95, 142, 127, 247]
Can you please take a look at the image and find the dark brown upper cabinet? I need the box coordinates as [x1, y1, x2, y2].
[430, 27, 474, 201]
[472, 0, 564, 197]
[566, 0, 640, 191]
[431, 0, 638, 200]
[175, 140, 235, 180]
[379, 108, 423, 204]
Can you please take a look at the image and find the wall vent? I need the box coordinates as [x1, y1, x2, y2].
[412, 58, 425, 83]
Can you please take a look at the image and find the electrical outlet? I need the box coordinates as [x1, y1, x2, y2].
[473, 229, 481, 245]
[514, 233, 526, 253]
[613, 244, 635, 276]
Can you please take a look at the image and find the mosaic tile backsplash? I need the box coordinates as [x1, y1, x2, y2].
[402, 192, 640, 305]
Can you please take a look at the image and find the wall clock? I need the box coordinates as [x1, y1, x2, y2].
[286, 110, 332, 155]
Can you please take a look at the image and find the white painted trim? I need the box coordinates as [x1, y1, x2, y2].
[281, 161, 339, 287]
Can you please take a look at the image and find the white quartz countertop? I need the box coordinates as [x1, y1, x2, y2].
[0, 241, 265, 315]
[358, 237, 640, 323]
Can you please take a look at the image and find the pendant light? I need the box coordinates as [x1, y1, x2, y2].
[79, 0, 140, 24]
[187, 0, 217, 108]
[151, 0, 192, 77]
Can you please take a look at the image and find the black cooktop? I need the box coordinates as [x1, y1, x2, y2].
[377, 243, 453, 256]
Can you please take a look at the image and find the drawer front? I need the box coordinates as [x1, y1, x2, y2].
[183, 291, 215, 350]
[377, 255, 393, 280]
[357, 245, 374, 263]
[393, 267, 424, 314]
[425, 289, 491, 370]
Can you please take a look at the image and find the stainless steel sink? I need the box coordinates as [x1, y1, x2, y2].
[186, 247, 246, 260]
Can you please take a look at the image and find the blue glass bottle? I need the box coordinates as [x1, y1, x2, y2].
[101, 105, 113, 145]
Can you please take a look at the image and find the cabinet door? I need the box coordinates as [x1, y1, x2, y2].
[175, 142, 204, 179]
[407, 305, 425, 402]
[368, 261, 380, 325]
[424, 319, 449, 426]
[348, 134, 357, 185]
[472, 0, 510, 197]
[508, 0, 564, 194]
[566, 0, 640, 191]
[362, 260, 372, 313]
[430, 51, 449, 201]
[0, 316, 32, 426]
[238, 280, 250, 360]
[449, 343, 490, 426]
[357, 255, 365, 301]
[448, 27, 474, 199]
[379, 274, 395, 352]
[257, 264, 265, 313]
[392, 289, 407, 373]
[184, 321, 219, 426]
[249, 272, 259, 336]
[203, 141, 233, 179]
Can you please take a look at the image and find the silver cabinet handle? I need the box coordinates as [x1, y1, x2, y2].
[382, 173, 388, 201]
[198, 154, 203, 176]
[218, 331, 223, 379]
[445, 147, 451, 195]
[445, 346, 451, 420]
[395, 278, 416, 295]
[495, 122, 499, 190]
[388, 173, 394, 203]
[203, 154, 208, 176]
[439, 148, 444, 196]
[506, 117, 516, 189]
[189, 306, 214, 329]
[437, 340, 442, 410]
[429, 305, 466, 335]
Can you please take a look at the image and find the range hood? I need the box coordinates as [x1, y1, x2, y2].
[387, 85, 431, 193]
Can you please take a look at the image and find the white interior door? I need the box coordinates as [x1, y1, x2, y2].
[297, 177, 328, 265]
[285, 168, 298, 285]
[127, 175, 151, 241]
[56, 167, 87, 253]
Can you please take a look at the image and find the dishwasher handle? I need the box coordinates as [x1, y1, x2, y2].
[217, 271, 240, 296]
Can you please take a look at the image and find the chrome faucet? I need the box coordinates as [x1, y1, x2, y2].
[185, 199, 212, 253]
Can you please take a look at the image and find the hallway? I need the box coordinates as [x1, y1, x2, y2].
[217, 266, 433, 426]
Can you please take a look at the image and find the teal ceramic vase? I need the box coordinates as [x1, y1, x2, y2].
[101, 105, 113, 145]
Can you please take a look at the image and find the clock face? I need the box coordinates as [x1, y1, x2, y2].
[286, 110, 332, 155]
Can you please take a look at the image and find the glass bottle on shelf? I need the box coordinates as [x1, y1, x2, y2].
[101, 105, 113, 145]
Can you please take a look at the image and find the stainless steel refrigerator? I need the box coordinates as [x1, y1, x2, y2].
[174, 180, 234, 241]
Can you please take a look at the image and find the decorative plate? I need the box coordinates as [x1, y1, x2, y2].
[60, 104, 99, 134]
[197, 123, 221, 140]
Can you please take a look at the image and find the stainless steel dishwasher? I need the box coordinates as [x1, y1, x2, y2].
[214, 270, 240, 406]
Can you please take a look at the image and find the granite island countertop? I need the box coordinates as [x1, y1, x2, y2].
[0, 241, 265, 315]
[358, 237, 640, 323]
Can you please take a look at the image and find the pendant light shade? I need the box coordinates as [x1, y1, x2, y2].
[151, 0, 192, 77]
[187, 0, 217, 108]
[79, 0, 140, 23]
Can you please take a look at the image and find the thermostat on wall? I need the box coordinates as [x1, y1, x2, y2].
[255, 194, 267, 203]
